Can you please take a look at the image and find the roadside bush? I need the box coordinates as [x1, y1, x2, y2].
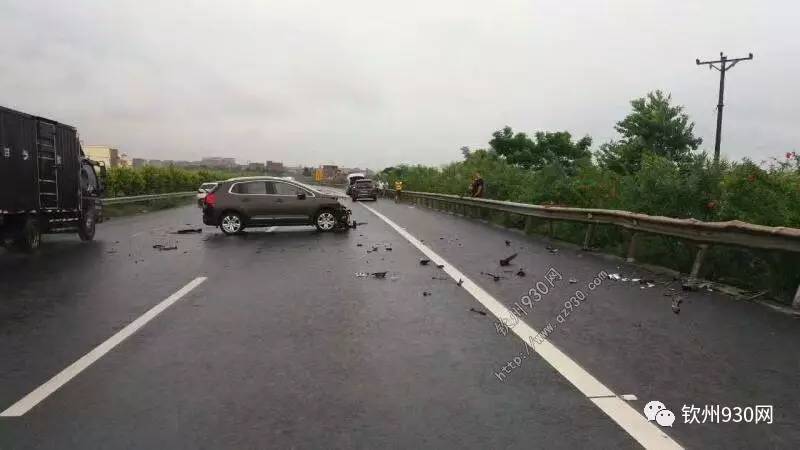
[104, 166, 251, 198]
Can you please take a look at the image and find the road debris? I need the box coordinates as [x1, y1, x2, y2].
[372, 271, 388, 279]
[499, 253, 518, 266]
[356, 243, 363, 247]
[436, 264, 444, 269]
[481, 272, 504, 282]
[516, 268, 526, 277]
[385, 247, 392, 251]
[422, 291, 431, 297]
[469, 307, 488, 316]
[173, 228, 202, 234]
[152, 244, 178, 251]
[456, 279, 464, 286]
[420, 258, 431, 265]
[354, 272, 368, 278]
[671, 296, 683, 314]
[546, 244, 558, 254]
[505, 240, 511, 246]
[432, 276, 448, 280]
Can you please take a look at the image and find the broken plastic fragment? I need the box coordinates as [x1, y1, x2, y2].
[469, 307, 488, 316]
[499, 253, 518, 266]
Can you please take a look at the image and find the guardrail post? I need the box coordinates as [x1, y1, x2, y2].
[793, 284, 800, 310]
[524, 216, 535, 234]
[688, 244, 709, 285]
[626, 232, 639, 262]
[583, 224, 595, 250]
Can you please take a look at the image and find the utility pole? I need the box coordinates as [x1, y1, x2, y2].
[696, 52, 753, 165]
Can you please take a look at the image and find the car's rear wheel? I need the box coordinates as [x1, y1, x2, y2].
[314, 209, 337, 232]
[220, 212, 244, 235]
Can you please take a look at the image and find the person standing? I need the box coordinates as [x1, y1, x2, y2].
[394, 179, 404, 203]
[469, 172, 485, 198]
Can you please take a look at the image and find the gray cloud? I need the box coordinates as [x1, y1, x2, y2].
[1, 0, 797, 169]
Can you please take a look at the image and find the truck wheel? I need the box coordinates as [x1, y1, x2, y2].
[78, 210, 97, 241]
[15, 216, 42, 252]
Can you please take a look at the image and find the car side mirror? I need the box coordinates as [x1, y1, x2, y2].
[297, 193, 306, 200]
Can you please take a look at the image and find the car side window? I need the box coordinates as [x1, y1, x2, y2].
[273, 182, 302, 196]
[234, 181, 268, 194]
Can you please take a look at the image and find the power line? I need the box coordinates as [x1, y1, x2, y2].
[696, 51, 753, 165]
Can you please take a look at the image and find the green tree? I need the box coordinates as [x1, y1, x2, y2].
[598, 90, 702, 174]
[489, 126, 592, 171]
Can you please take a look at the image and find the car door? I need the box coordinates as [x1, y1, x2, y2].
[230, 181, 272, 223]
[268, 181, 316, 224]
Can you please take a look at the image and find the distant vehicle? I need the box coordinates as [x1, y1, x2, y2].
[196, 182, 219, 207]
[350, 179, 378, 201]
[202, 176, 352, 234]
[345, 172, 366, 196]
[0, 106, 106, 251]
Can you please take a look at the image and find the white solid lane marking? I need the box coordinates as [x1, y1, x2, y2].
[266, 226, 277, 233]
[360, 204, 682, 450]
[1, 276, 207, 417]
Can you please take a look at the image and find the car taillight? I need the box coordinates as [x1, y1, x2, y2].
[204, 192, 216, 207]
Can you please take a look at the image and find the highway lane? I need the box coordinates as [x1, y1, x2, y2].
[0, 198, 797, 448]
[364, 198, 800, 449]
[0, 202, 636, 449]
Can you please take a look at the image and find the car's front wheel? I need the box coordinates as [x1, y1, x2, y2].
[220, 212, 244, 235]
[314, 209, 337, 232]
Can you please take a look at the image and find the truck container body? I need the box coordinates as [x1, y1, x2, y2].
[0, 106, 105, 250]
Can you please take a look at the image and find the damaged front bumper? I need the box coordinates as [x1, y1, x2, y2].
[334, 205, 353, 230]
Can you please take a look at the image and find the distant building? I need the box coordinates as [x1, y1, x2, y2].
[284, 165, 304, 175]
[321, 165, 339, 179]
[148, 159, 165, 167]
[132, 158, 147, 168]
[266, 160, 285, 174]
[84, 145, 121, 168]
[201, 157, 237, 168]
[247, 162, 266, 172]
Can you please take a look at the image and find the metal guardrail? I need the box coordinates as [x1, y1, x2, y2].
[397, 190, 800, 309]
[101, 192, 196, 205]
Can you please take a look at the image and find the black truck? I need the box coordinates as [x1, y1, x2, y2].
[0, 106, 106, 251]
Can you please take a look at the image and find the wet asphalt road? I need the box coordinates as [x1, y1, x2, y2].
[0, 197, 798, 449]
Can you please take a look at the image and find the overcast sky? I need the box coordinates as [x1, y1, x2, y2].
[1, 0, 798, 169]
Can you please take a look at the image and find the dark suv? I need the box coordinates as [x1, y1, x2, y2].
[202, 177, 351, 234]
[350, 179, 378, 201]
